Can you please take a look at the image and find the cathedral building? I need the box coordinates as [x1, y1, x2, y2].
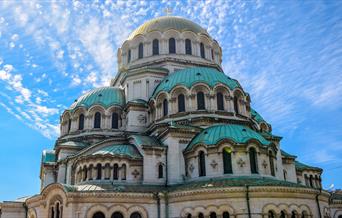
[1, 16, 342, 218]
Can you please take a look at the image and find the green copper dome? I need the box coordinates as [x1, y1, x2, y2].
[152, 67, 241, 98]
[69, 87, 125, 111]
[91, 144, 142, 159]
[251, 109, 266, 124]
[185, 124, 270, 151]
[128, 16, 209, 40]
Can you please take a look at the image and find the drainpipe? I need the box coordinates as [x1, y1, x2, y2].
[154, 192, 161, 218]
[24, 203, 28, 218]
[165, 146, 168, 187]
[316, 189, 322, 218]
[245, 185, 251, 218]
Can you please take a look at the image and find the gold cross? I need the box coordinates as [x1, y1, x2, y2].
[164, 7, 172, 16]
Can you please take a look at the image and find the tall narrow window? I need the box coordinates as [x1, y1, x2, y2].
[169, 38, 176, 54]
[138, 43, 143, 59]
[185, 39, 192, 55]
[210, 212, 217, 218]
[197, 92, 205, 110]
[223, 148, 233, 174]
[153, 39, 159, 55]
[291, 211, 297, 218]
[217, 92, 224, 110]
[163, 99, 168, 116]
[249, 147, 258, 174]
[121, 164, 126, 180]
[56, 203, 60, 218]
[96, 163, 102, 180]
[88, 165, 93, 180]
[211, 49, 214, 60]
[112, 112, 119, 129]
[78, 114, 84, 130]
[200, 42, 205, 58]
[283, 170, 287, 181]
[83, 166, 87, 181]
[158, 164, 163, 178]
[280, 211, 286, 218]
[234, 96, 239, 114]
[94, 112, 101, 128]
[113, 164, 118, 180]
[268, 211, 275, 218]
[198, 213, 204, 218]
[127, 49, 131, 63]
[178, 94, 185, 112]
[309, 175, 314, 187]
[130, 212, 142, 218]
[198, 151, 206, 177]
[67, 119, 71, 132]
[269, 151, 275, 176]
[222, 212, 230, 218]
[51, 207, 55, 218]
[187, 214, 192, 218]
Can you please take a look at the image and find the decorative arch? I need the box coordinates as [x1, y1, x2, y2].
[86, 204, 109, 218]
[108, 205, 128, 218]
[127, 205, 148, 218]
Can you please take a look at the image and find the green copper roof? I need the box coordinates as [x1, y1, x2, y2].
[295, 161, 322, 172]
[91, 144, 142, 159]
[251, 109, 266, 124]
[152, 67, 241, 98]
[69, 87, 125, 111]
[42, 150, 56, 164]
[130, 135, 164, 147]
[127, 99, 148, 106]
[58, 141, 88, 148]
[128, 16, 209, 40]
[281, 150, 297, 158]
[186, 124, 270, 151]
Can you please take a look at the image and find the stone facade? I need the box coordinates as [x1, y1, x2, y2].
[1, 16, 341, 218]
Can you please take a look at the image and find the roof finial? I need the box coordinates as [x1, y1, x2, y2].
[163, 7, 172, 16]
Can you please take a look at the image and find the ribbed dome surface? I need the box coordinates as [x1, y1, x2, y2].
[91, 144, 142, 159]
[152, 67, 240, 98]
[69, 87, 125, 111]
[186, 124, 270, 151]
[128, 16, 209, 40]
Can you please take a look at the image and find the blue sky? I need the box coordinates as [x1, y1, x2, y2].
[0, 1, 341, 201]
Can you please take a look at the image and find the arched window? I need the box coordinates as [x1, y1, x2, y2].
[121, 164, 126, 180]
[200, 42, 205, 58]
[127, 49, 131, 63]
[301, 211, 308, 218]
[169, 38, 176, 54]
[138, 43, 143, 59]
[83, 166, 87, 181]
[198, 213, 204, 218]
[153, 39, 159, 55]
[198, 151, 206, 177]
[113, 164, 118, 180]
[78, 114, 84, 130]
[111, 212, 124, 218]
[96, 163, 102, 180]
[280, 211, 286, 218]
[309, 175, 314, 187]
[187, 214, 192, 218]
[178, 94, 185, 112]
[94, 112, 101, 128]
[210, 212, 217, 218]
[217, 92, 224, 110]
[56, 202, 60, 218]
[51, 207, 54, 218]
[88, 165, 93, 180]
[268, 211, 275, 218]
[234, 96, 239, 114]
[93, 212, 105, 218]
[283, 170, 287, 181]
[223, 148, 233, 174]
[67, 119, 71, 133]
[197, 91, 205, 110]
[211, 49, 214, 60]
[130, 212, 142, 218]
[158, 164, 163, 178]
[249, 147, 258, 174]
[269, 151, 275, 176]
[112, 112, 119, 129]
[185, 39, 192, 55]
[222, 212, 230, 218]
[291, 211, 297, 218]
[163, 99, 168, 116]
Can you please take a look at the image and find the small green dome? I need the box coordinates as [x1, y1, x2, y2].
[152, 67, 241, 98]
[251, 109, 266, 124]
[69, 87, 125, 111]
[91, 144, 142, 159]
[186, 124, 270, 151]
[128, 16, 209, 40]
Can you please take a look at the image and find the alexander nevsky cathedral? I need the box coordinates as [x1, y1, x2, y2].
[1, 16, 342, 218]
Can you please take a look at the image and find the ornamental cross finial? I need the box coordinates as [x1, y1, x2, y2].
[164, 7, 172, 16]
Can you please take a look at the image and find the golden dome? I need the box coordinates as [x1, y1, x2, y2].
[128, 16, 209, 40]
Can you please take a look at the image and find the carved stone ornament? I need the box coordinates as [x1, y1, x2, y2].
[137, 114, 146, 124]
[132, 169, 140, 178]
[262, 160, 268, 169]
[189, 164, 194, 173]
[210, 160, 218, 169]
[237, 158, 245, 167]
